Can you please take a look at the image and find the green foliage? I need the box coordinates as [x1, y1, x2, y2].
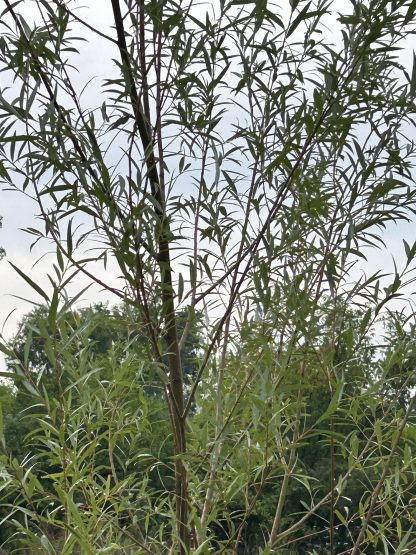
[0, 303, 175, 553]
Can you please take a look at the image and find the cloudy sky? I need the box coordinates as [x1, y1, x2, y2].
[0, 1, 121, 350]
[1, 0, 416, 370]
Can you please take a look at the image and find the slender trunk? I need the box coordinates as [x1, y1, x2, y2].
[268, 445, 297, 548]
[110, 2, 189, 550]
[268, 364, 303, 550]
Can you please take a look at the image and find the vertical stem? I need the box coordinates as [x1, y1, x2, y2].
[268, 360, 304, 550]
[268, 424, 299, 549]
[329, 415, 335, 555]
[199, 321, 229, 540]
[110, 1, 189, 551]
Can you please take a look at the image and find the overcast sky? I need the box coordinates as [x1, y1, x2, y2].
[1, 1, 416, 370]
[0, 1, 121, 351]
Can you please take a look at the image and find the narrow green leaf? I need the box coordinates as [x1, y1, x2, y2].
[67, 219, 73, 256]
[9, 262, 49, 301]
[315, 378, 344, 425]
[178, 272, 184, 303]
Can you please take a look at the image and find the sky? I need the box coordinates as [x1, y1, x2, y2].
[0, 1, 121, 351]
[1, 0, 416, 370]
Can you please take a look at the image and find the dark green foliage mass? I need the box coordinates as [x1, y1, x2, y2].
[2, 302, 203, 456]
[1, 304, 416, 553]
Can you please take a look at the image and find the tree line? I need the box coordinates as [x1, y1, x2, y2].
[0, 302, 415, 553]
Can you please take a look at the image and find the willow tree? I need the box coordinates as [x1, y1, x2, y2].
[1, 0, 416, 553]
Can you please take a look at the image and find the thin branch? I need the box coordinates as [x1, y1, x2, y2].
[50, 0, 118, 44]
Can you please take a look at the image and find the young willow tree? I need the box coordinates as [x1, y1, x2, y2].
[1, 0, 416, 553]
